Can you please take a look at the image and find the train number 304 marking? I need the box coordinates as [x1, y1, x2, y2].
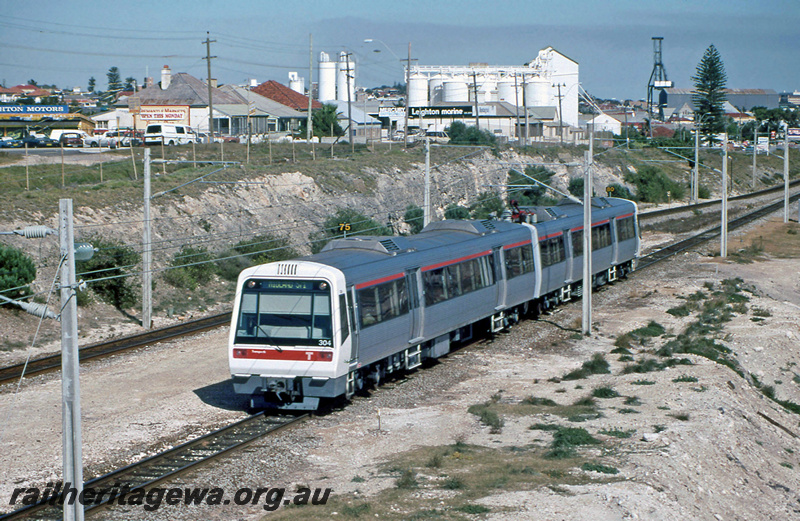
[318, 340, 332, 347]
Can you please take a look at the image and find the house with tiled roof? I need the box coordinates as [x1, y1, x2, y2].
[251, 80, 322, 111]
[100, 66, 244, 133]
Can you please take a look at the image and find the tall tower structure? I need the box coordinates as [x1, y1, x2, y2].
[647, 37, 673, 121]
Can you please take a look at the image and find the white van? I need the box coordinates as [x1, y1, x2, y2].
[144, 124, 198, 146]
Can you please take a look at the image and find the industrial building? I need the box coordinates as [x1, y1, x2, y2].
[664, 88, 780, 112]
[315, 46, 579, 142]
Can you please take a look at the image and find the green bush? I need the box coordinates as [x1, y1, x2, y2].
[78, 236, 140, 309]
[447, 121, 496, 147]
[606, 183, 634, 200]
[624, 165, 685, 203]
[403, 204, 424, 234]
[0, 244, 36, 298]
[507, 166, 557, 206]
[444, 204, 471, 220]
[469, 192, 505, 220]
[309, 208, 393, 254]
[163, 245, 216, 290]
[215, 234, 298, 282]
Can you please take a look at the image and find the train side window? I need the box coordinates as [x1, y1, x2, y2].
[423, 268, 447, 306]
[339, 293, 350, 343]
[592, 223, 612, 249]
[617, 216, 636, 242]
[357, 279, 409, 328]
[571, 230, 583, 257]
[505, 244, 535, 278]
[540, 236, 565, 267]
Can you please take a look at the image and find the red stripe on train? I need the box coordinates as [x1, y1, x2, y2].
[503, 239, 532, 250]
[422, 250, 492, 272]
[233, 348, 333, 361]
[355, 272, 404, 290]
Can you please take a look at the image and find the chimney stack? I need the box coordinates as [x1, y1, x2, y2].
[161, 65, 171, 90]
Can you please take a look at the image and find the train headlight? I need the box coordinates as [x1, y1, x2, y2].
[247, 280, 256, 288]
[318, 282, 328, 290]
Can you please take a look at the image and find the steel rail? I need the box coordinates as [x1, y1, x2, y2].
[0, 413, 308, 520]
[0, 312, 231, 387]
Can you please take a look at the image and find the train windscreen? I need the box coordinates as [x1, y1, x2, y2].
[235, 279, 333, 347]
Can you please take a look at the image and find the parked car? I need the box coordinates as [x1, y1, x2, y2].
[21, 135, 59, 148]
[83, 133, 115, 148]
[144, 124, 199, 146]
[0, 137, 23, 148]
[58, 132, 85, 148]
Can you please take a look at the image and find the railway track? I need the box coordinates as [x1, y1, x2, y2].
[0, 413, 307, 520]
[0, 312, 230, 387]
[1, 186, 797, 389]
[637, 190, 800, 270]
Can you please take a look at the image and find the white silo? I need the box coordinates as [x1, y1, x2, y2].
[318, 52, 336, 102]
[497, 77, 522, 106]
[443, 76, 469, 103]
[478, 78, 497, 103]
[408, 73, 429, 107]
[288, 72, 305, 94]
[429, 73, 445, 103]
[525, 77, 550, 107]
[337, 51, 355, 102]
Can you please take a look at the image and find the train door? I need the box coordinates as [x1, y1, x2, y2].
[493, 247, 506, 309]
[347, 286, 359, 364]
[406, 269, 424, 344]
[563, 228, 575, 282]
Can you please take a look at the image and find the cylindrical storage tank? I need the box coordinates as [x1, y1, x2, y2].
[429, 74, 445, 103]
[288, 72, 305, 95]
[478, 79, 496, 103]
[443, 76, 469, 103]
[318, 52, 336, 102]
[337, 52, 355, 102]
[525, 77, 550, 107]
[408, 73, 428, 107]
[497, 78, 522, 106]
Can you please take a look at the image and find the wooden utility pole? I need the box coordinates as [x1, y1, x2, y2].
[203, 33, 217, 142]
[553, 82, 565, 144]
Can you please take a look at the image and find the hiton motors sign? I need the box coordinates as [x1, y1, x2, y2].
[139, 105, 189, 123]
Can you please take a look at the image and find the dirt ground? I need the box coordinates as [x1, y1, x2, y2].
[1, 219, 799, 520]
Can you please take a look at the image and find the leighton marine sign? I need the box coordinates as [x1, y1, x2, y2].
[0, 105, 69, 114]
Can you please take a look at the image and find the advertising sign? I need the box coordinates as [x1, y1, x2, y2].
[410, 106, 474, 118]
[756, 136, 770, 153]
[0, 105, 69, 115]
[788, 128, 800, 141]
[378, 107, 405, 120]
[139, 105, 189, 123]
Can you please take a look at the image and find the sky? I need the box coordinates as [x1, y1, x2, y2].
[1, 0, 798, 101]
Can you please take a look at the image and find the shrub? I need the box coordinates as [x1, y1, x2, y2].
[551, 427, 601, 448]
[581, 462, 619, 474]
[606, 183, 634, 200]
[309, 208, 393, 253]
[447, 121, 496, 146]
[78, 236, 140, 309]
[592, 387, 620, 399]
[403, 204, 424, 234]
[507, 166, 557, 206]
[0, 244, 36, 298]
[216, 234, 298, 282]
[162, 245, 216, 290]
[523, 396, 558, 406]
[444, 204, 471, 220]
[624, 165, 685, 203]
[468, 401, 504, 433]
[469, 192, 506, 220]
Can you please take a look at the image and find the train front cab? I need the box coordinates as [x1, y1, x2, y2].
[228, 262, 354, 410]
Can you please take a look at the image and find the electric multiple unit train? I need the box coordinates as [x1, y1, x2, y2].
[228, 197, 639, 410]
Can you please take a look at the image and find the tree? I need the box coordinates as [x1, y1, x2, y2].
[124, 77, 136, 91]
[106, 66, 122, 92]
[88, 77, 96, 93]
[309, 208, 392, 253]
[0, 244, 36, 298]
[27, 79, 37, 86]
[507, 166, 557, 206]
[403, 205, 424, 235]
[444, 204, 470, 220]
[469, 192, 506, 220]
[78, 236, 140, 310]
[692, 45, 728, 144]
[447, 121, 496, 147]
[299, 103, 343, 138]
